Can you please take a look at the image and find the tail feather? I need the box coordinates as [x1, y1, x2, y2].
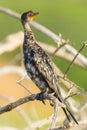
[62, 107, 71, 122]
[55, 85, 78, 124]
[57, 94, 78, 124]
[63, 102, 78, 124]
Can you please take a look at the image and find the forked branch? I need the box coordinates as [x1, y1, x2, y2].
[0, 92, 63, 129]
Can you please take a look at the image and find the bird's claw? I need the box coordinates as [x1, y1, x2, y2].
[36, 92, 46, 104]
[42, 100, 45, 104]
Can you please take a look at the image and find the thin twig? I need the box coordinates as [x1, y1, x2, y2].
[50, 42, 67, 57]
[50, 97, 58, 129]
[64, 43, 87, 78]
[17, 75, 32, 94]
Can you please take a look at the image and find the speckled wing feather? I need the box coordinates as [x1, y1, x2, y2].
[33, 43, 61, 95]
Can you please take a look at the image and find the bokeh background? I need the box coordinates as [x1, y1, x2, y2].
[0, 0, 87, 129]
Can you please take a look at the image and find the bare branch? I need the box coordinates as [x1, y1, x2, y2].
[0, 7, 87, 68]
[17, 75, 32, 94]
[0, 92, 79, 129]
[0, 93, 56, 114]
[0, 92, 64, 129]
[0, 32, 86, 68]
[0, 7, 20, 20]
[0, 94, 33, 130]
[0, 94, 35, 114]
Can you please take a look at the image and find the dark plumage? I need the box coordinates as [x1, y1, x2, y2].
[21, 11, 78, 124]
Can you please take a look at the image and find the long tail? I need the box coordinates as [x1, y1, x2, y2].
[58, 95, 78, 124]
[55, 86, 78, 124]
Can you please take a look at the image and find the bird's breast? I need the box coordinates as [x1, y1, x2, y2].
[23, 49, 51, 92]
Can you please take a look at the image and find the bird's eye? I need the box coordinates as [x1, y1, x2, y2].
[28, 12, 32, 17]
[28, 13, 31, 16]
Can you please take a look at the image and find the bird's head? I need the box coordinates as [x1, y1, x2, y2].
[21, 11, 39, 23]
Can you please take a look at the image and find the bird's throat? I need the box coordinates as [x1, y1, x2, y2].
[24, 22, 35, 45]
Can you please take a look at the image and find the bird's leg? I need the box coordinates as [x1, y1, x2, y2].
[17, 75, 32, 94]
[36, 89, 48, 104]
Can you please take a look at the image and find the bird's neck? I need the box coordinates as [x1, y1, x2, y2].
[23, 22, 35, 45]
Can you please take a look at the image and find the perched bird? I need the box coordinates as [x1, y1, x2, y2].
[21, 11, 78, 124]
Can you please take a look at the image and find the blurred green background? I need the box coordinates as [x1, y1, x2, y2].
[0, 0, 87, 129]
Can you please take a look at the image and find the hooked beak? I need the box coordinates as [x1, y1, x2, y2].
[28, 12, 39, 20]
